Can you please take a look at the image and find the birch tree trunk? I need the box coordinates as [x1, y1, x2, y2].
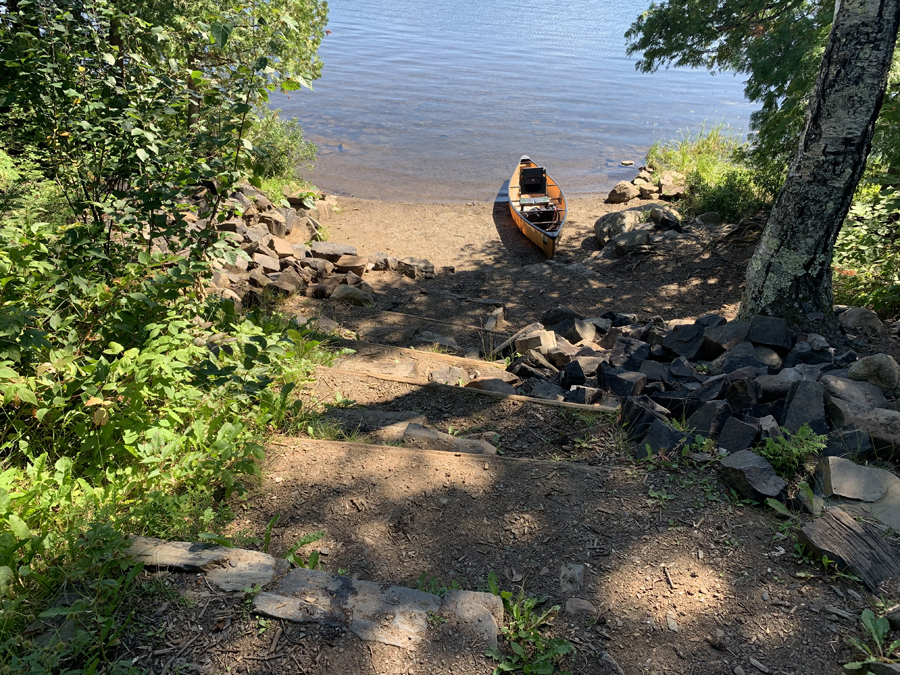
[738, 0, 900, 328]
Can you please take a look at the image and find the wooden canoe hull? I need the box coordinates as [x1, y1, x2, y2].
[508, 156, 567, 258]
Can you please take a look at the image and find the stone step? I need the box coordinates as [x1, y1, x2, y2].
[239, 435, 826, 675]
[253, 567, 502, 649]
[308, 367, 616, 460]
[123, 534, 502, 670]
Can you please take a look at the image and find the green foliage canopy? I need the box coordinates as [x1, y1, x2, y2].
[114, 0, 328, 92]
[626, 0, 900, 176]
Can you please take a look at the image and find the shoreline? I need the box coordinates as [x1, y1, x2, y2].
[315, 190, 751, 323]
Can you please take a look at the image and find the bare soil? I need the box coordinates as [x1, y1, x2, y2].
[112, 194, 891, 675]
[135, 440, 862, 675]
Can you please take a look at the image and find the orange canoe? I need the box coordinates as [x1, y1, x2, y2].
[508, 155, 567, 258]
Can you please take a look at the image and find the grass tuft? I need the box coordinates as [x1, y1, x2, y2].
[646, 123, 773, 222]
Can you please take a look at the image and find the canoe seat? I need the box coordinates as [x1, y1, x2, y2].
[519, 166, 546, 195]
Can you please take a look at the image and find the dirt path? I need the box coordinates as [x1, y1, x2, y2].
[108, 193, 886, 675]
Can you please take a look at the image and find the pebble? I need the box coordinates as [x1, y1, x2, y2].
[762, 590, 769, 602]
[734, 667, 746, 675]
[666, 612, 678, 632]
[748, 657, 770, 673]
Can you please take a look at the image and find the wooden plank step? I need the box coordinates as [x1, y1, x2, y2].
[369, 309, 509, 336]
[267, 437, 616, 472]
[331, 338, 509, 371]
[322, 309, 510, 354]
[335, 369, 619, 413]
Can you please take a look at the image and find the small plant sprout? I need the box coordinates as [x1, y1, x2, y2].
[845, 609, 900, 669]
[285, 530, 326, 569]
[485, 572, 574, 675]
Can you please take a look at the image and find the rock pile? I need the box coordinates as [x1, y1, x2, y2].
[606, 166, 686, 204]
[197, 187, 437, 311]
[593, 204, 688, 257]
[497, 304, 899, 470]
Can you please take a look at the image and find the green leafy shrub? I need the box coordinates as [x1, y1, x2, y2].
[834, 184, 900, 317]
[249, 108, 318, 180]
[845, 609, 900, 669]
[757, 424, 827, 479]
[646, 124, 745, 181]
[682, 166, 769, 223]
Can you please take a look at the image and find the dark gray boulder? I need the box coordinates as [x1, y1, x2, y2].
[726, 378, 761, 410]
[782, 380, 829, 435]
[702, 321, 750, 356]
[688, 374, 730, 404]
[662, 323, 707, 360]
[649, 390, 696, 419]
[565, 386, 602, 405]
[687, 400, 733, 439]
[608, 337, 650, 371]
[821, 374, 889, 408]
[528, 381, 567, 401]
[719, 450, 787, 502]
[541, 305, 583, 327]
[664, 357, 695, 384]
[718, 417, 760, 454]
[559, 360, 587, 388]
[639, 360, 668, 382]
[554, 318, 596, 345]
[695, 314, 727, 328]
[635, 420, 689, 460]
[784, 341, 834, 369]
[746, 315, 794, 355]
[621, 396, 670, 440]
[710, 342, 768, 375]
[599, 365, 647, 398]
[823, 425, 874, 458]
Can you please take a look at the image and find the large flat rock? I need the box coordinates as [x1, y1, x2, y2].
[254, 568, 501, 649]
[127, 536, 289, 592]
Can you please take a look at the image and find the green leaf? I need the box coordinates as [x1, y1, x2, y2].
[282, 79, 302, 91]
[254, 57, 269, 72]
[510, 641, 525, 656]
[8, 514, 31, 540]
[0, 566, 12, 587]
[136, 148, 149, 162]
[487, 571, 500, 596]
[210, 21, 234, 48]
[765, 498, 792, 518]
[307, 550, 319, 569]
[15, 386, 37, 406]
[102, 53, 116, 65]
[104, 342, 125, 355]
[198, 532, 232, 547]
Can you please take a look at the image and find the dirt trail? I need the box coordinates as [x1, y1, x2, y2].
[109, 194, 879, 675]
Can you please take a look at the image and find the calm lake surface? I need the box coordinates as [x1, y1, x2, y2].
[272, 0, 757, 202]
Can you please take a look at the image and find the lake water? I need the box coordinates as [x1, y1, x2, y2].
[271, 0, 756, 202]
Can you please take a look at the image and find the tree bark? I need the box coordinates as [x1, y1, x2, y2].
[738, 0, 900, 328]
